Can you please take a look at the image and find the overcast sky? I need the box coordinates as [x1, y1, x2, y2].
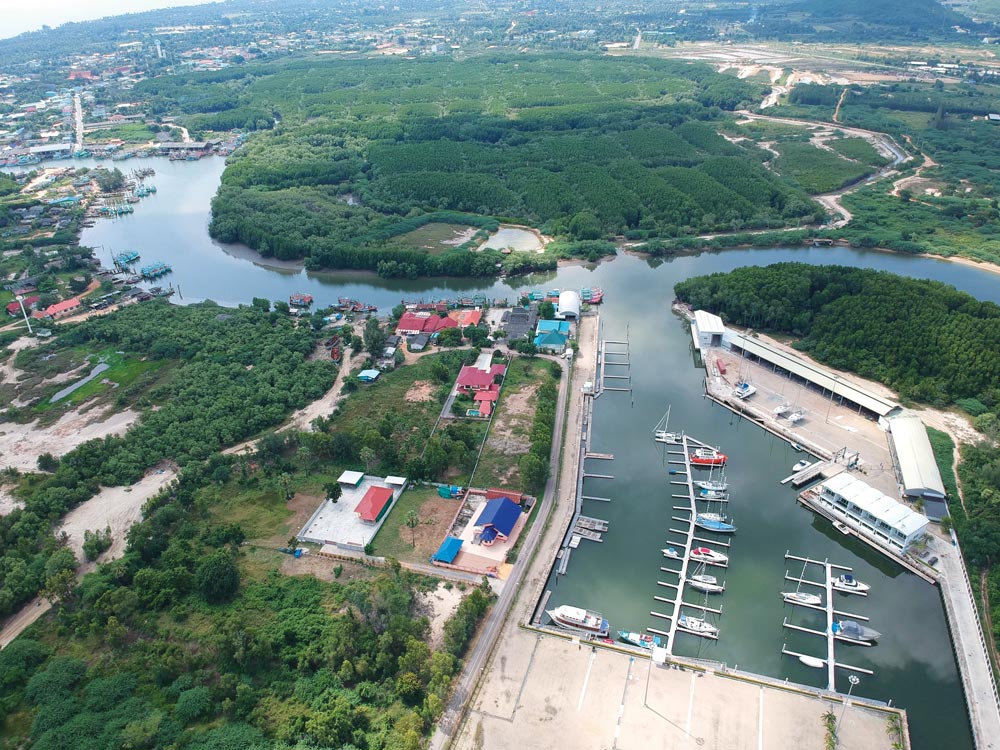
[1, 0, 216, 40]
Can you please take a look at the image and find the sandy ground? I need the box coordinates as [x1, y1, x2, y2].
[417, 583, 465, 649]
[0, 407, 139, 472]
[0, 486, 23, 515]
[405, 380, 436, 402]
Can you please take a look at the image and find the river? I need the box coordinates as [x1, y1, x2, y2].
[53, 155, 994, 748]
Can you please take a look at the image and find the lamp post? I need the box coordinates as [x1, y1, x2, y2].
[837, 674, 860, 739]
[15, 295, 33, 336]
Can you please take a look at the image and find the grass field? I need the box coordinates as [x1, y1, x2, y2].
[85, 123, 157, 144]
[36, 349, 167, 412]
[393, 222, 478, 255]
[773, 141, 873, 193]
[828, 137, 890, 168]
[927, 426, 960, 502]
[369, 486, 463, 564]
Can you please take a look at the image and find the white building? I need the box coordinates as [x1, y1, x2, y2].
[692, 310, 725, 348]
[816, 472, 929, 551]
[556, 290, 580, 319]
[888, 413, 948, 520]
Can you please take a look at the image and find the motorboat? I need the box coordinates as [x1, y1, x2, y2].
[695, 513, 737, 533]
[832, 619, 881, 645]
[782, 591, 822, 606]
[618, 631, 661, 649]
[690, 546, 728, 565]
[831, 573, 870, 595]
[734, 381, 757, 399]
[662, 547, 682, 559]
[677, 614, 719, 638]
[696, 478, 728, 492]
[791, 442, 804, 452]
[690, 448, 727, 467]
[699, 488, 727, 500]
[654, 430, 682, 444]
[798, 654, 825, 669]
[792, 459, 812, 473]
[547, 605, 610, 637]
[833, 521, 852, 535]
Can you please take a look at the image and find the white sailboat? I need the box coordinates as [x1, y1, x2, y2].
[687, 562, 725, 593]
[782, 559, 822, 606]
[677, 613, 719, 638]
[774, 401, 792, 416]
[653, 405, 682, 444]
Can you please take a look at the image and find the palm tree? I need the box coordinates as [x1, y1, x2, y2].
[405, 510, 420, 546]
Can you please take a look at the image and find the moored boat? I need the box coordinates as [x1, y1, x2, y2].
[792, 459, 812, 473]
[654, 430, 682, 444]
[662, 547, 682, 560]
[833, 521, 852, 535]
[546, 605, 609, 637]
[832, 619, 880, 644]
[799, 654, 825, 669]
[687, 575, 725, 594]
[690, 448, 727, 467]
[695, 478, 728, 492]
[695, 513, 736, 534]
[782, 591, 822, 606]
[831, 573, 870, 595]
[689, 546, 728, 565]
[698, 488, 727, 500]
[677, 614, 719, 638]
[618, 631, 661, 649]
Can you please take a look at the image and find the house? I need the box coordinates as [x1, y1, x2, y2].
[354, 485, 395, 523]
[456, 363, 506, 393]
[358, 369, 381, 383]
[448, 309, 482, 327]
[408, 333, 430, 352]
[536, 320, 571, 336]
[5, 295, 39, 316]
[474, 496, 522, 545]
[44, 297, 81, 319]
[395, 312, 458, 336]
[534, 330, 568, 353]
[473, 388, 500, 416]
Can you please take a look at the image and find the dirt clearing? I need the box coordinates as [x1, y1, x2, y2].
[416, 582, 465, 649]
[405, 380, 436, 403]
[0, 407, 139, 472]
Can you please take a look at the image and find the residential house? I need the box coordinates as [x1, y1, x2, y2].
[456, 363, 506, 393]
[5, 295, 39, 316]
[44, 297, 81, 319]
[355, 486, 395, 523]
[474, 496, 522, 545]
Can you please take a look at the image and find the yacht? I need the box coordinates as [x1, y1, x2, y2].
[782, 591, 822, 606]
[831, 573, 870, 595]
[832, 619, 881, 645]
[690, 546, 728, 565]
[547, 605, 610, 637]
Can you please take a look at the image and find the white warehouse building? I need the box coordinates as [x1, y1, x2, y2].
[888, 413, 948, 520]
[556, 290, 581, 319]
[691, 310, 725, 348]
[815, 472, 929, 551]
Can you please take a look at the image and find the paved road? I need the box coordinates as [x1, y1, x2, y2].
[429, 354, 571, 750]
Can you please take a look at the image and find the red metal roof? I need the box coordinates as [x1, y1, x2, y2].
[355, 486, 394, 522]
[486, 488, 523, 503]
[457, 364, 506, 390]
[5, 295, 38, 315]
[45, 297, 80, 316]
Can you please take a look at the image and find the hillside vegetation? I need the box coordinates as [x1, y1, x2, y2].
[136, 55, 826, 276]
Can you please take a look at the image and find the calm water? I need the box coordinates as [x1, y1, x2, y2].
[478, 226, 544, 252]
[33, 154, 997, 749]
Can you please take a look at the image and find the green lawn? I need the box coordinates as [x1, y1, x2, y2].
[369, 486, 460, 564]
[927, 426, 960, 502]
[36, 349, 167, 411]
[773, 141, 873, 193]
[85, 123, 157, 144]
[828, 137, 890, 168]
[393, 222, 479, 255]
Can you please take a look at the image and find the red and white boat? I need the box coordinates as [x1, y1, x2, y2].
[690, 448, 727, 467]
[546, 605, 609, 637]
[690, 546, 728, 565]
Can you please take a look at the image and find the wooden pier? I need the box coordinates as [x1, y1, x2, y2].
[780, 552, 877, 691]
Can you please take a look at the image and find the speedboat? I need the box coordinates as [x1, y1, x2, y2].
[654, 430, 682, 444]
[690, 546, 728, 565]
[691, 448, 727, 467]
[696, 478, 728, 492]
[698, 488, 727, 500]
[832, 619, 880, 645]
[831, 573, 870, 595]
[662, 547, 682, 559]
[782, 591, 822, 606]
[695, 513, 737, 534]
[547, 605, 610, 637]
[618, 631, 661, 649]
[833, 521, 852, 535]
[677, 614, 719, 638]
[792, 459, 812, 473]
[791, 442, 804, 451]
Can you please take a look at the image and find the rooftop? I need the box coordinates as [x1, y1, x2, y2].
[888, 413, 946, 498]
[821, 472, 928, 536]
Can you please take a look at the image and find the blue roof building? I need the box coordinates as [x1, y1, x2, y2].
[432, 536, 464, 564]
[534, 329, 568, 353]
[358, 369, 381, 383]
[475, 496, 522, 546]
[536, 320, 571, 336]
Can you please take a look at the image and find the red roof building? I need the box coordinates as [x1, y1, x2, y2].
[486, 488, 524, 504]
[448, 309, 482, 327]
[396, 312, 459, 336]
[355, 486, 395, 523]
[5, 295, 39, 316]
[457, 363, 506, 392]
[44, 297, 81, 319]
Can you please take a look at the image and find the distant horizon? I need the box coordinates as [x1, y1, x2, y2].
[1, 0, 217, 41]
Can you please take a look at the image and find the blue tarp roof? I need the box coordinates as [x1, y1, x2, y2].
[536, 320, 570, 335]
[432, 536, 463, 564]
[475, 496, 521, 537]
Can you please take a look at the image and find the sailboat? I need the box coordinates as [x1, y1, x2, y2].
[695, 512, 737, 534]
[774, 402, 792, 416]
[782, 559, 822, 606]
[695, 476, 728, 492]
[653, 406, 682, 444]
[733, 369, 757, 400]
[698, 488, 727, 500]
[687, 562, 725, 594]
[786, 407, 807, 423]
[677, 613, 719, 638]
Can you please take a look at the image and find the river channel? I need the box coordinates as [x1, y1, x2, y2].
[40, 154, 997, 748]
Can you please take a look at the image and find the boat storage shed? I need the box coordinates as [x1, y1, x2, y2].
[692, 310, 725, 348]
[556, 290, 581, 320]
[888, 414, 947, 517]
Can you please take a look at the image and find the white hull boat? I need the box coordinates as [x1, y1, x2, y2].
[654, 430, 682, 444]
[662, 547, 682, 560]
[782, 591, 822, 606]
[677, 614, 719, 638]
[833, 521, 851, 535]
[774, 402, 792, 415]
[787, 409, 806, 423]
[696, 479, 728, 492]
[734, 381, 757, 399]
[547, 605, 609, 637]
[831, 574, 870, 595]
[699, 488, 727, 500]
[833, 619, 880, 644]
[792, 460, 812, 473]
[689, 546, 728, 565]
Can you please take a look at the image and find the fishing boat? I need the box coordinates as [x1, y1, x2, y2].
[774, 402, 792, 416]
[695, 477, 728, 492]
[618, 631, 661, 649]
[734, 381, 757, 399]
[689, 546, 728, 565]
[652, 406, 682, 444]
[690, 448, 727, 467]
[782, 591, 822, 606]
[792, 459, 812, 473]
[831, 573, 870, 595]
[698, 488, 727, 500]
[581, 287, 604, 304]
[662, 547, 682, 560]
[546, 605, 610, 637]
[677, 614, 719, 638]
[832, 619, 880, 645]
[695, 513, 737, 534]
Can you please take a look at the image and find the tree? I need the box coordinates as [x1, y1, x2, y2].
[538, 301, 555, 320]
[195, 551, 240, 603]
[360, 446, 377, 473]
[325, 482, 342, 503]
[405, 510, 420, 547]
[364, 317, 387, 356]
[37, 453, 59, 472]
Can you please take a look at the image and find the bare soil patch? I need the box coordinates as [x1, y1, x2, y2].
[0, 407, 139, 471]
[405, 380, 436, 403]
[416, 582, 465, 649]
[487, 383, 537, 454]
